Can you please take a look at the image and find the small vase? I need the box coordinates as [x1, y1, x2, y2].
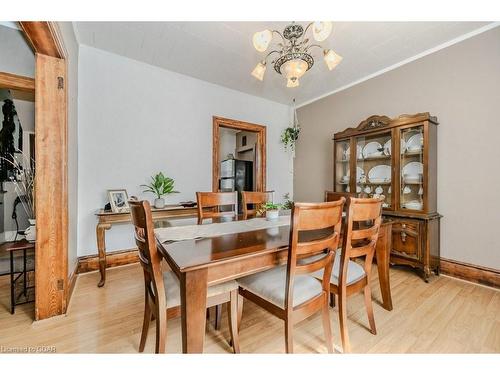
[25, 219, 36, 242]
[154, 198, 165, 209]
[266, 209, 279, 221]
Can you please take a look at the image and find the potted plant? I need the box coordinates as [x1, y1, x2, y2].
[281, 193, 294, 215]
[257, 201, 282, 221]
[141, 172, 179, 209]
[280, 126, 300, 152]
[281, 98, 300, 152]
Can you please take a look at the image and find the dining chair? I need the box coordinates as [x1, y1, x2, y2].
[238, 199, 345, 353]
[196, 191, 239, 329]
[314, 196, 383, 353]
[196, 191, 238, 225]
[324, 190, 354, 203]
[129, 199, 240, 354]
[241, 191, 274, 219]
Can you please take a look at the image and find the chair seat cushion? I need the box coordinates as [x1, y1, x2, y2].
[163, 271, 238, 308]
[237, 266, 323, 308]
[309, 252, 366, 286]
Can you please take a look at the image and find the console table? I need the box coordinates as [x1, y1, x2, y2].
[95, 205, 199, 287]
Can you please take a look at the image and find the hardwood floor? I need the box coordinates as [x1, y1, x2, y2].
[0, 264, 499, 353]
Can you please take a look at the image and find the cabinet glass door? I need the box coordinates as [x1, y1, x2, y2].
[334, 140, 350, 193]
[355, 132, 392, 209]
[400, 125, 424, 211]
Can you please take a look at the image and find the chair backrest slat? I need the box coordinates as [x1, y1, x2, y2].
[196, 191, 238, 224]
[338, 197, 383, 285]
[129, 199, 166, 311]
[241, 191, 274, 219]
[284, 199, 345, 311]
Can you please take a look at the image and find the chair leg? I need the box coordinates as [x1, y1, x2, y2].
[139, 296, 152, 352]
[329, 292, 335, 308]
[285, 319, 294, 354]
[338, 292, 350, 353]
[237, 294, 244, 331]
[364, 285, 377, 335]
[321, 295, 334, 354]
[155, 307, 167, 354]
[228, 290, 240, 353]
[214, 304, 223, 330]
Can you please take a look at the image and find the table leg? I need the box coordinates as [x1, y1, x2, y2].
[10, 251, 15, 314]
[96, 223, 112, 287]
[376, 223, 393, 311]
[180, 268, 208, 353]
[23, 249, 27, 297]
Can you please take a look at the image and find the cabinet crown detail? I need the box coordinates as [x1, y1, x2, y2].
[334, 112, 438, 140]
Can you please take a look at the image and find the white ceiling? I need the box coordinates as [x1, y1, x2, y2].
[74, 22, 493, 106]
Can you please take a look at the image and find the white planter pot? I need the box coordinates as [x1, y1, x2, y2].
[25, 219, 36, 242]
[266, 209, 279, 221]
[154, 198, 165, 209]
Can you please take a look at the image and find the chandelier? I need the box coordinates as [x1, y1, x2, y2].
[251, 22, 342, 88]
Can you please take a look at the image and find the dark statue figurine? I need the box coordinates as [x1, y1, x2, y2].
[0, 99, 23, 181]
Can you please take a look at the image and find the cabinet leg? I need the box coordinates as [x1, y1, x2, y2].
[423, 266, 431, 283]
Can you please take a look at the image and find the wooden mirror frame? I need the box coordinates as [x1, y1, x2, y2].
[212, 116, 266, 193]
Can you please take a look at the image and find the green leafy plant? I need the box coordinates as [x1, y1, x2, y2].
[141, 172, 179, 199]
[282, 193, 294, 210]
[280, 126, 300, 151]
[256, 201, 282, 216]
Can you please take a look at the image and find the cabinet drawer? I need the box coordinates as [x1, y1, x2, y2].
[391, 220, 421, 260]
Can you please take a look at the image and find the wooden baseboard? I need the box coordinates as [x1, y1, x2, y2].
[440, 258, 500, 289]
[65, 263, 79, 312]
[77, 248, 139, 274]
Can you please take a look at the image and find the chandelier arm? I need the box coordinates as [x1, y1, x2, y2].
[305, 44, 323, 52]
[271, 30, 285, 44]
[263, 50, 281, 63]
[301, 22, 314, 42]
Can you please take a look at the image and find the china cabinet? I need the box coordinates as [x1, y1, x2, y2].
[333, 113, 441, 281]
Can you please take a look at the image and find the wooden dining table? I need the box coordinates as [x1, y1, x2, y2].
[156, 218, 393, 353]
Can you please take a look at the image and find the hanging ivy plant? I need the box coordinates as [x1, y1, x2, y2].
[281, 98, 300, 152]
[281, 126, 300, 151]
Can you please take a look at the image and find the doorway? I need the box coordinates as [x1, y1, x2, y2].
[212, 117, 266, 206]
[0, 22, 68, 321]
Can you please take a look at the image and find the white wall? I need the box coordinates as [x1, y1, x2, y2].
[78, 45, 293, 256]
[57, 22, 80, 275]
[0, 25, 34, 77]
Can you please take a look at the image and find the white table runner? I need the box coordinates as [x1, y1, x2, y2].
[155, 216, 291, 243]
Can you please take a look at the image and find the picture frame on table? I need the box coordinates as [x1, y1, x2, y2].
[107, 189, 130, 213]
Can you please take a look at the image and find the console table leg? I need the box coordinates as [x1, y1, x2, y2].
[96, 223, 112, 287]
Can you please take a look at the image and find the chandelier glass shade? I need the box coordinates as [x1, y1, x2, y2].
[251, 21, 342, 87]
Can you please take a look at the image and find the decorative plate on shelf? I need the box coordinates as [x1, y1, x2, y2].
[406, 132, 423, 152]
[356, 166, 365, 182]
[345, 167, 365, 183]
[403, 200, 423, 210]
[368, 165, 391, 183]
[402, 161, 423, 178]
[383, 139, 391, 156]
[362, 141, 383, 158]
[346, 145, 363, 160]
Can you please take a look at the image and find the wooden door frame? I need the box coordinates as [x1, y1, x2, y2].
[17, 21, 69, 320]
[212, 116, 266, 193]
